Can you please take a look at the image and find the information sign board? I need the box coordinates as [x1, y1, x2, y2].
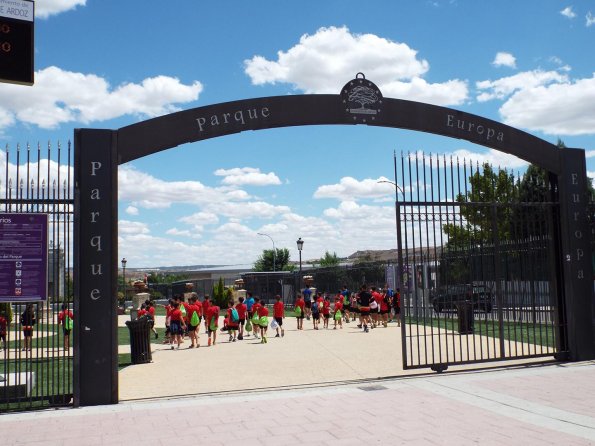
[0, 213, 48, 301]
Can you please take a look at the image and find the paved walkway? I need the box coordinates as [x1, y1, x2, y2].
[2, 361, 594, 445]
[119, 315, 554, 400]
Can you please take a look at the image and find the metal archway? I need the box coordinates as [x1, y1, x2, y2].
[73, 75, 593, 406]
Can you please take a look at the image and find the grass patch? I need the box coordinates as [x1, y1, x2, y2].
[406, 315, 556, 348]
[0, 357, 73, 413]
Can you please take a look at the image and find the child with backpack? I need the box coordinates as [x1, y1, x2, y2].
[322, 296, 331, 329]
[57, 304, 74, 350]
[206, 302, 220, 346]
[235, 296, 247, 340]
[294, 295, 305, 330]
[169, 301, 186, 350]
[257, 303, 269, 344]
[185, 296, 202, 348]
[272, 295, 284, 338]
[226, 300, 240, 342]
[251, 297, 262, 339]
[310, 294, 320, 330]
[333, 297, 343, 330]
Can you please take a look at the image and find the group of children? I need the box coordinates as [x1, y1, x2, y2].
[296, 284, 401, 333]
[153, 284, 401, 350]
[0, 303, 74, 353]
[158, 293, 286, 349]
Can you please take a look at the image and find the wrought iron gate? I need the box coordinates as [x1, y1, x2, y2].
[397, 152, 566, 371]
[0, 142, 73, 412]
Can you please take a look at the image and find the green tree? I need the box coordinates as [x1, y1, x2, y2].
[319, 251, 340, 267]
[440, 163, 517, 284]
[253, 248, 292, 271]
[212, 277, 232, 308]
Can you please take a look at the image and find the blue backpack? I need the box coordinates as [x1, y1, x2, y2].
[231, 308, 239, 322]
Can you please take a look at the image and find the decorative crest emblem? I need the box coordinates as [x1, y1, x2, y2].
[340, 73, 383, 123]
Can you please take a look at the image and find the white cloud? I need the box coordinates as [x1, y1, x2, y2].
[206, 201, 291, 220]
[244, 26, 468, 106]
[214, 167, 281, 186]
[560, 6, 577, 19]
[587, 12, 595, 27]
[118, 165, 248, 209]
[449, 149, 528, 169]
[126, 206, 139, 216]
[492, 52, 516, 69]
[0, 66, 203, 130]
[179, 212, 220, 226]
[498, 74, 595, 135]
[36, 0, 86, 19]
[314, 176, 399, 200]
[119, 220, 150, 235]
[166, 228, 202, 239]
[476, 69, 568, 102]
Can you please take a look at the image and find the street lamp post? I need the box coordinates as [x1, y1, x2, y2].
[121, 257, 127, 308]
[257, 232, 276, 272]
[296, 237, 304, 274]
[296, 237, 304, 295]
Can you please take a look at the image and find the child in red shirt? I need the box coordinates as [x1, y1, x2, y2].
[226, 300, 239, 342]
[202, 296, 211, 332]
[145, 300, 158, 339]
[0, 313, 8, 351]
[295, 295, 305, 330]
[333, 299, 343, 330]
[257, 304, 269, 344]
[57, 304, 74, 350]
[206, 304, 220, 346]
[169, 302, 186, 350]
[322, 297, 331, 329]
[251, 297, 262, 339]
[235, 297, 248, 340]
[184, 296, 202, 348]
[272, 295, 284, 338]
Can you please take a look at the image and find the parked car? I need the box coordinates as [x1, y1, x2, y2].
[431, 284, 493, 313]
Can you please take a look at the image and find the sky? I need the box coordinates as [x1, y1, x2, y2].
[1, 0, 595, 268]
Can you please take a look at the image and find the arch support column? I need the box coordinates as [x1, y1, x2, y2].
[74, 129, 119, 406]
[557, 148, 595, 360]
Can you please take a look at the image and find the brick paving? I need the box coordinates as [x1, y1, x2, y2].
[2, 361, 594, 445]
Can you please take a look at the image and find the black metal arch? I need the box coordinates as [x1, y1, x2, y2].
[117, 95, 561, 174]
[75, 80, 594, 408]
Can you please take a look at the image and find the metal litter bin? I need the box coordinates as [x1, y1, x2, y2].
[125, 316, 152, 364]
[456, 300, 474, 334]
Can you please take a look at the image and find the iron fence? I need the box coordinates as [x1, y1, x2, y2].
[396, 152, 564, 370]
[0, 142, 73, 412]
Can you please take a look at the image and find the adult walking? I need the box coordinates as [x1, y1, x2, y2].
[357, 284, 373, 333]
[20, 303, 36, 352]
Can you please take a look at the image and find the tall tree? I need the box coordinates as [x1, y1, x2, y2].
[253, 248, 292, 272]
[319, 251, 340, 267]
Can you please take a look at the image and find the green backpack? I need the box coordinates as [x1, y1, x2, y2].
[190, 310, 199, 326]
[180, 304, 187, 317]
[64, 314, 73, 330]
[295, 305, 302, 316]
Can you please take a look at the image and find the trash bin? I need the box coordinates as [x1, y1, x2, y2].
[456, 300, 474, 334]
[125, 316, 152, 364]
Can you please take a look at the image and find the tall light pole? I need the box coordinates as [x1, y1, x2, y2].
[296, 237, 304, 293]
[257, 232, 276, 272]
[121, 258, 127, 307]
[296, 237, 304, 274]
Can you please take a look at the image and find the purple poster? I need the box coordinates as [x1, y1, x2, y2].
[0, 213, 48, 302]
